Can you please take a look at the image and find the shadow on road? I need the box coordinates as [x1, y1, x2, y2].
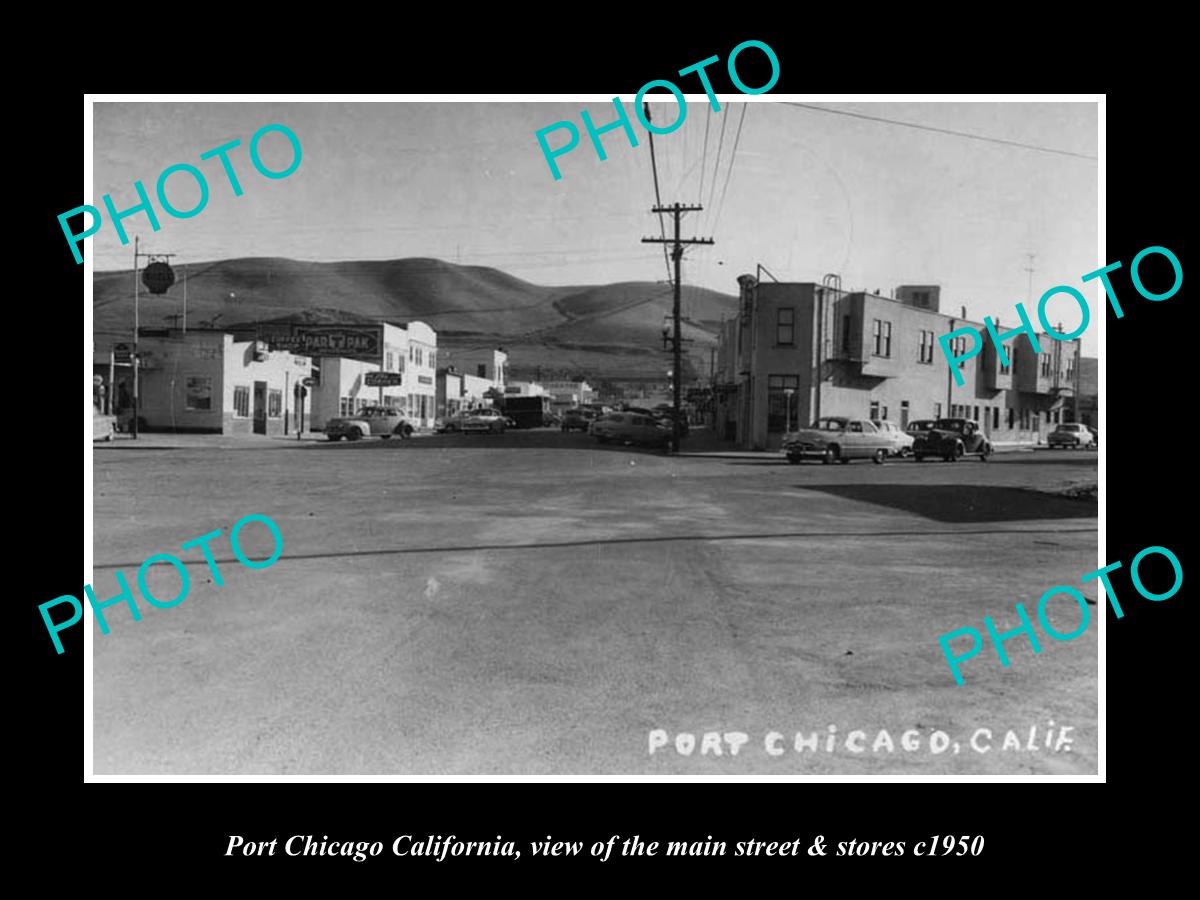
[802, 483, 1097, 523]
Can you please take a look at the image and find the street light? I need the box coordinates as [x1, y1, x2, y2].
[784, 387, 795, 434]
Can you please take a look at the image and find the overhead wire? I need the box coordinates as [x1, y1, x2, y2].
[644, 102, 673, 286]
[710, 104, 750, 240]
[781, 102, 1097, 160]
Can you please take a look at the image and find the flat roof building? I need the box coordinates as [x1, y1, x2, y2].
[714, 276, 1082, 450]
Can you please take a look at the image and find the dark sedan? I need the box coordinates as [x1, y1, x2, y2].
[913, 418, 992, 462]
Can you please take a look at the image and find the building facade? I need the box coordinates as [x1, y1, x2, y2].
[440, 347, 508, 386]
[540, 380, 594, 411]
[308, 321, 439, 431]
[436, 367, 504, 419]
[714, 277, 1082, 450]
[119, 329, 313, 435]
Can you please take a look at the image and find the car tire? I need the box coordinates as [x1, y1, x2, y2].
[872, 449, 886, 465]
[347, 428, 363, 441]
[787, 454, 800, 465]
[822, 447, 836, 465]
[980, 444, 992, 461]
[381, 434, 391, 440]
[403, 424, 414, 437]
[327, 434, 341, 442]
[914, 452, 925, 461]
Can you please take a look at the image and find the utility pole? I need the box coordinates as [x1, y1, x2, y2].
[1024, 253, 1036, 304]
[643, 203, 713, 452]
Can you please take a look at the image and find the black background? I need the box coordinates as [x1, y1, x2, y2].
[22, 22, 1187, 885]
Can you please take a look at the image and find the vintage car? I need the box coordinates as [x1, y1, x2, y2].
[440, 408, 508, 434]
[872, 419, 915, 457]
[783, 417, 890, 465]
[561, 408, 598, 432]
[325, 406, 414, 441]
[93, 406, 117, 441]
[590, 412, 671, 447]
[1047, 422, 1096, 449]
[913, 418, 992, 462]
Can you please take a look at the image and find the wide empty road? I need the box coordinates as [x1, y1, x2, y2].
[91, 432, 1099, 775]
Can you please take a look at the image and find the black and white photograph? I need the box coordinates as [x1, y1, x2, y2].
[82, 94, 1102, 777]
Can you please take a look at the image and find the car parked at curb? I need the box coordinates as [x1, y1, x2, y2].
[1047, 422, 1096, 449]
[913, 418, 992, 462]
[783, 417, 890, 465]
[325, 406, 414, 441]
[439, 408, 507, 434]
[590, 413, 670, 447]
[872, 419, 915, 457]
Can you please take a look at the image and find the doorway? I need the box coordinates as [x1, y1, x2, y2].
[253, 381, 267, 435]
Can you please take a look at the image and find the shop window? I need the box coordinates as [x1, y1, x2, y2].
[233, 385, 250, 418]
[993, 407, 1000, 429]
[869, 400, 880, 420]
[1008, 408, 1015, 429]
[268, 390, 282, 418]
[185, 376, 213, 411]
[766, 374, 799, 432]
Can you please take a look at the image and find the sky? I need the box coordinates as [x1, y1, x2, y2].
[92, 98, 1099, 353]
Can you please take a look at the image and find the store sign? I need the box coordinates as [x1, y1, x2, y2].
[365, 372, 404, 387]
[113, 343, 132, 363]
[263, 325, 382, 362]
[418, 375, 433, 385]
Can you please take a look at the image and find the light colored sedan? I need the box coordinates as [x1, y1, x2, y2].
[783, 416, 891, 465]
[1047, 422, 1096, 449]
[590, 413, 670, 447]
[325, 406, 413, 441]
[872, 419, 915, 457]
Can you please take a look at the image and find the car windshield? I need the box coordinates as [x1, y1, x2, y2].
[812, 417, 848, 431]
[933, 419, 965, 431]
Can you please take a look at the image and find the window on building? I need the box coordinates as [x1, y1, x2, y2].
[1066, 357, 1075, 380]
[185, 376, 213, 410]
[1008, 408, 1015, 429]
[869, 400, 880, 420]
[933, 402, 942, 418]
[872, 319, 891, 356]
[776, 307, 795, 346]
[842, 315, 853, 353]
[993, 407, 1000, 429]
[973, 405, 980, 422]
[429, 351, 436, 369]
[340, 397, 350, 416]
[386, 351, 394, 372]
[918, 330, 934, 363]
[766, 375, 800, 432]
[268, 389, 282, 418]
[233, 385, 250, 418]
[1000, 356, 1010, 375]
[900, 400, 910, 428]
[1041, 353, 1053, 377]
[477, 364, 487, 378]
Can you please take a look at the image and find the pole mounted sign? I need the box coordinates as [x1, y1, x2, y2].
[258, 324, 383, 362]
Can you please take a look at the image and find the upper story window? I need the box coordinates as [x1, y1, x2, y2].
[872, 319, 892, 357]
[842, 315, 853, 353]
[1040, 352, 1053, 377]
[776, 307, 795, 346]
[918, 329, 935, 364]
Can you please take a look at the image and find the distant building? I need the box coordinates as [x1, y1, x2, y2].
[714, 276, 1082, 450]
[540, 380, 594, 410]
[108, 328, 313, 435]
[504, 381, 545, 397]
[1077, 356, 1098, 429]
[440, 347, 508, 386]
[437, 365, 504, 419]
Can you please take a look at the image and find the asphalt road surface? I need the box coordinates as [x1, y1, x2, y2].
[91, 431, 1099, 775]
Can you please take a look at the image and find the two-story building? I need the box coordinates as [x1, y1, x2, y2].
[714, 275, 1081, 450]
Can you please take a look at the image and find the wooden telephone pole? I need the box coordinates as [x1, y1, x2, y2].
[642, 204, 712, 451]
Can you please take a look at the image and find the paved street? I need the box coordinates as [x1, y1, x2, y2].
[92, 432, 1098, 775]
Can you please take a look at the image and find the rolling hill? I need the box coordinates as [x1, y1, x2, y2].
[93, 257, 738, 380]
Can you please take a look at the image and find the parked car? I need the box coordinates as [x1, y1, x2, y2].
[1087, 425, 1098, 448]
[913, 418, 992, 462]
[652, 408, 690, 438]
[325, 406, 414, 441]
[1047, 422, 1096, 449]
[93, 406, 116, 441]
[906, 419, 938, 437]
[442, 408, 507, 434]
[783, 416, 890, 465]
[590, 413, 671, 447]
[561, 408, 598, 432]
[872, 419, 915, 457]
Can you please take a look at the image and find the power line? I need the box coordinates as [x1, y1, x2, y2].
[706, 108, 730, 221]
[782, 102, 1097, 160]
[698, 105, 712, 205]
[710, 104, 749, 239]
[643, 103, 674, 287]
